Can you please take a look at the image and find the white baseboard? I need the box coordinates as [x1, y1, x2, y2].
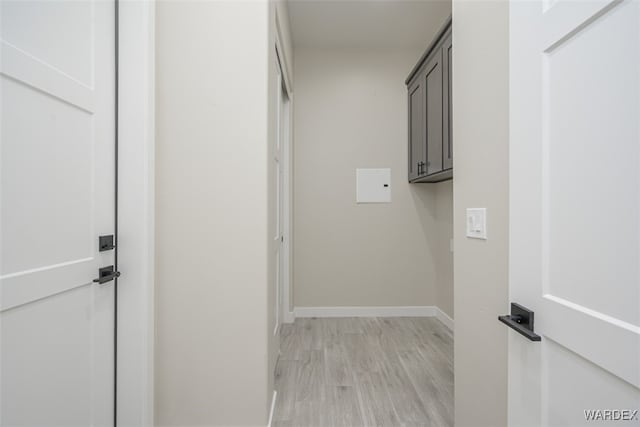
[435, 307, 454, 331]
[293, 305, 436, 318]
[282, 310, 295, 324]
[267, 390, 277, 427]
[291, 305, 454, 331]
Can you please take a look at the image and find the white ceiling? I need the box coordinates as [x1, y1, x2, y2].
[287, 0, 452, 49]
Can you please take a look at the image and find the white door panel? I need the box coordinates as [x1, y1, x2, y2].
[1, 0, 94, 86]
[1, 284, 114, 426]
[2, 76, 93, 271]
[1, 0, 116, 425]
[509, 0, 640, 425]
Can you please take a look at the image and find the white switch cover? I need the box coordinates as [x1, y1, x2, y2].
[356, 168, 391, 203]
[466, 208, 487, 239]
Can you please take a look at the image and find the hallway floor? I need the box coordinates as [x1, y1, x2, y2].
[273, 317, 453, 427]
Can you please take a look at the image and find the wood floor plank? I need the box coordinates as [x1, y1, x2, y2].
[328, 385, 365, 427]
[378, 351, 433, 424]
[280, 322, 306, 361]
[337, 317, 364, 334]
[273, 317, 454, 427]
[324, 340, 353, 387]
[397, 349, 453, 427]
[292, 401, 332, 427]
[274, 360, 301, 421]
[295, 349, 326, 403]
[354, 370, 402, 427]
[321, 318, 340, 344]
[342, 332, 383, 375]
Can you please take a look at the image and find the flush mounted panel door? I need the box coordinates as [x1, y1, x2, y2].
[509, 1, 640, 425]
[0, 1, 116, 425]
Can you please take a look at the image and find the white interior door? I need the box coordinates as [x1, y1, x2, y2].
[1, 1, 116, 425]
[509, 1, 640, 425]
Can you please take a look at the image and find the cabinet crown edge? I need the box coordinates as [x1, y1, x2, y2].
[405, 15, 452, 86]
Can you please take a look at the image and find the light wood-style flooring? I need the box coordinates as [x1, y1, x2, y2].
[273, 317, 454, 427]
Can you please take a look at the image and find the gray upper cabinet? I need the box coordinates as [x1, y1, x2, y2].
[442, 32, 453, 171]
[424, 51, 443, 176]
[408, 77, 424, 181]
[406, 17, 452, 183]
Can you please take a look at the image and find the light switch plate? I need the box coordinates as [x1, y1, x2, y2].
[356, 168, 391, 203]
[466, 208, 487, 239]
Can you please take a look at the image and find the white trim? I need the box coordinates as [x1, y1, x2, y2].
[435, 307, 454, 331]
[293, 306, 437, 318]
[283, 310, 295, 324]
[280, 84, 292, 325]
[117, 1, 155, 425]
[267, 390, 278, 427]
[292, 306, 454, 330]
[274, 53, 283, 335]
[274, 12, 292, 95]
[274, 19, 294, 325]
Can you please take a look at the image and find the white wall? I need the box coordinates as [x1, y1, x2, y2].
[292, 48, 453, 312]
[435, 180, 453, 318]
[452, 1, 509, 426]
[154, 1, 271, 425]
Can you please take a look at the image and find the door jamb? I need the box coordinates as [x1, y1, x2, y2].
[274, 23, 294, 324]
[117, 1, 155, 425]
[281, 83, 292, 325]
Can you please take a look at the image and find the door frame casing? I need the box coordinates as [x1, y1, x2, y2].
[274, 17, 294, 324]
[117, 1, 155, 425]
[280, 84, 292, 325]
[276, 57, 292, 326]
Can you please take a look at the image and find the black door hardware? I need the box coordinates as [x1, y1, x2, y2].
[99, 235, 116, 251]
[498, 303, 541, 341]
[93, 265, 121, 284]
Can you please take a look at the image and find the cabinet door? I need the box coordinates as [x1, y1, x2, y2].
[424, 51, 443, 175]
[408, 77, 425, 181]
[442, 31, 453, 170]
